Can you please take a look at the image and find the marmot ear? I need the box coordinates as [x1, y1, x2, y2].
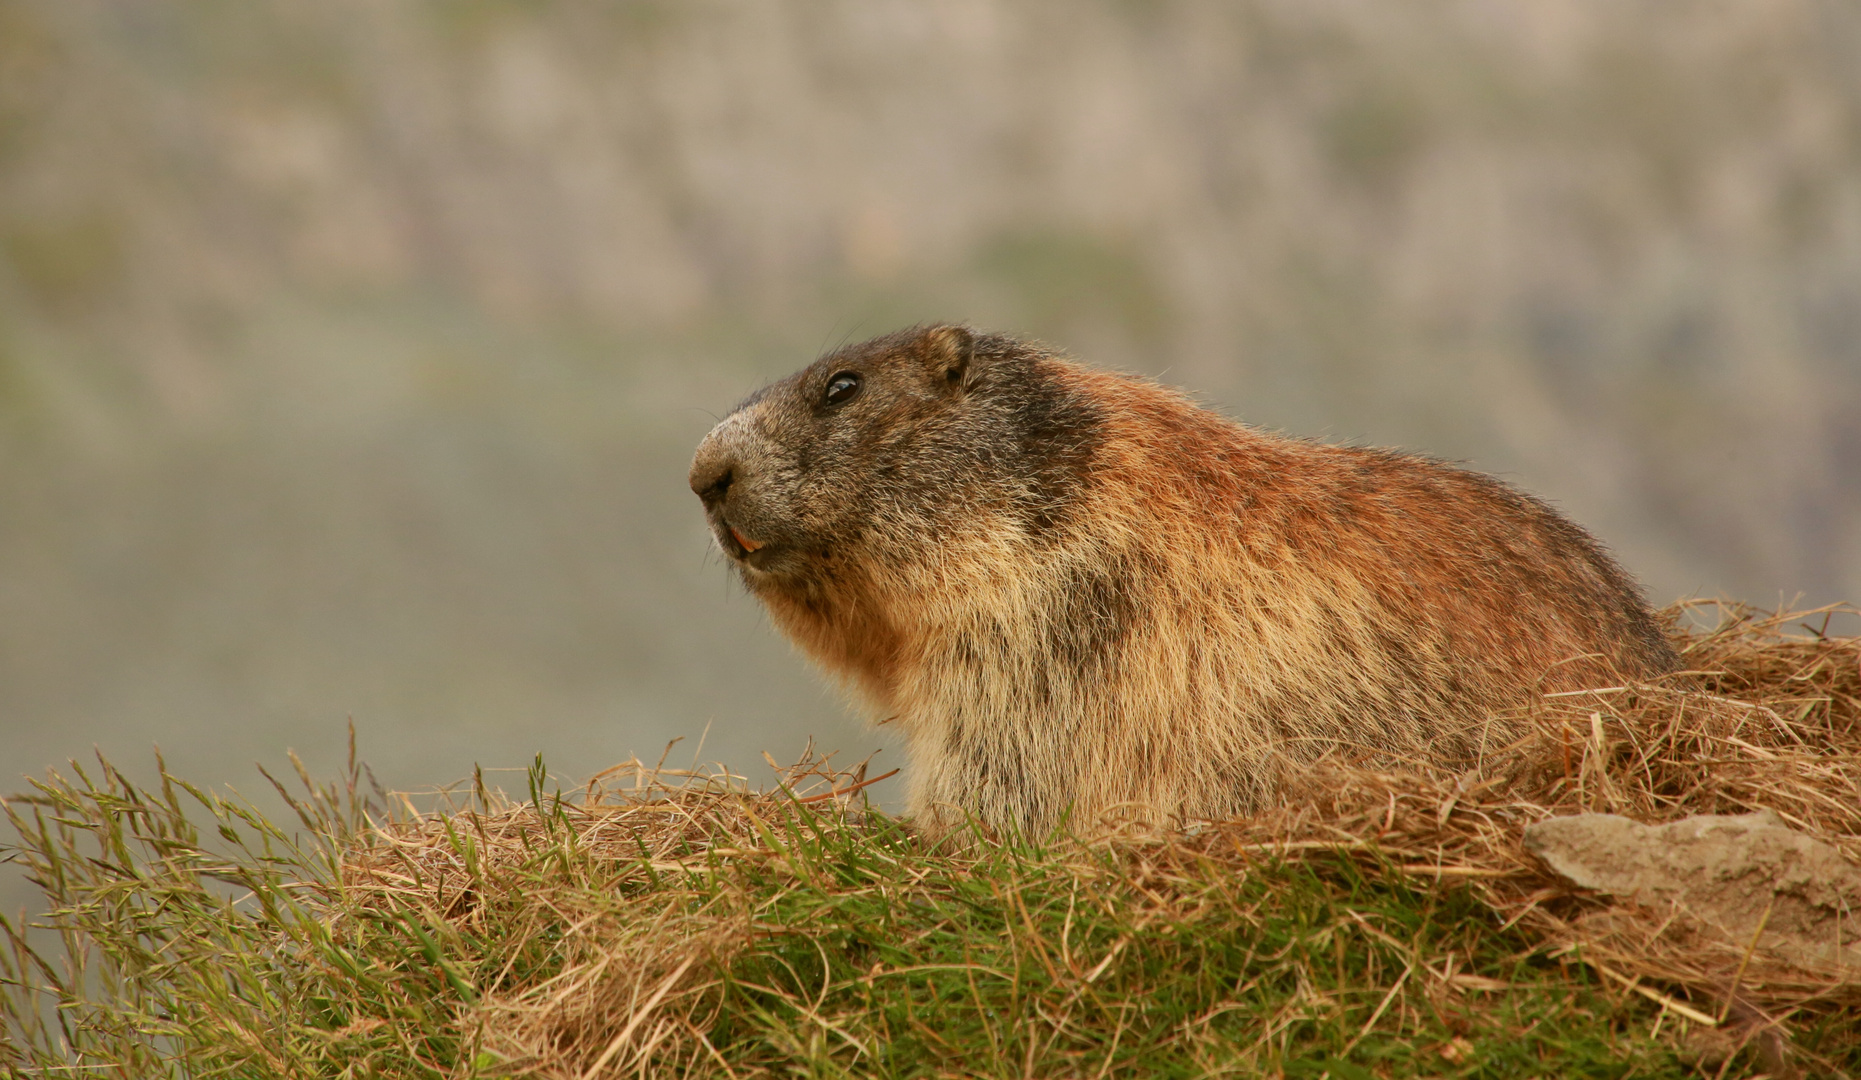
[923, 325, 975, 394]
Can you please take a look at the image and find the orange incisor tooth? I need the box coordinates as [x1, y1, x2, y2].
[731, 526, 763, 553]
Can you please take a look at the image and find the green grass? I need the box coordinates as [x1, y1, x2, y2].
[704, 844, 1670, 1079]
[0, 751, 1753, 1080]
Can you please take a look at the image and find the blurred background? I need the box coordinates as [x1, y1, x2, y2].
[2, 0, 1858, 902]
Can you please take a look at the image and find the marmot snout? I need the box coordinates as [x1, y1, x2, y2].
[691, 325, 1678, 836]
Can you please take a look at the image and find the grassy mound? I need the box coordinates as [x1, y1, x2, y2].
[3, 603, 1858, 1078]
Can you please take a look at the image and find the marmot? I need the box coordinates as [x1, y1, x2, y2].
[690, 326, 1678, 836]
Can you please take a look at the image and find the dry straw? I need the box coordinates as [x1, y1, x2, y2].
[329, 601, 1859, 1075]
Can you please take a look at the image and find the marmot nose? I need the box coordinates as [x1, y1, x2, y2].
[689, 446, 735, 507]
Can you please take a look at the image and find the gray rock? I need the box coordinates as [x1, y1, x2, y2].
[1523, 811, 1861, 973]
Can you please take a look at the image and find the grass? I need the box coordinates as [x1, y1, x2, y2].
[0, 759, 1683, 1079]
[4, 602, 1859, 1078]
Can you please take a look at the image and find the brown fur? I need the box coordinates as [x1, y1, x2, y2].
[690, 326, 1678, 837]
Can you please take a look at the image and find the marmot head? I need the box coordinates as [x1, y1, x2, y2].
[689, 325, 1103, 594]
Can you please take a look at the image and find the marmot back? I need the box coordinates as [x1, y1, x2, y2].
[690, 326, 1678, 836]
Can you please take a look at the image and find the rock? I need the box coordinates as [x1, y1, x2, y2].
[1522, 811, 1861, 973]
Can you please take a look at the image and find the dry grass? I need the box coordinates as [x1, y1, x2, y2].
[4, 602, 1859, 1077]
[1214, 600, 1861, 1067]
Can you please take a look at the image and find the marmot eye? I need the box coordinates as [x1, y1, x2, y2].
[823, 372, 862, 406]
